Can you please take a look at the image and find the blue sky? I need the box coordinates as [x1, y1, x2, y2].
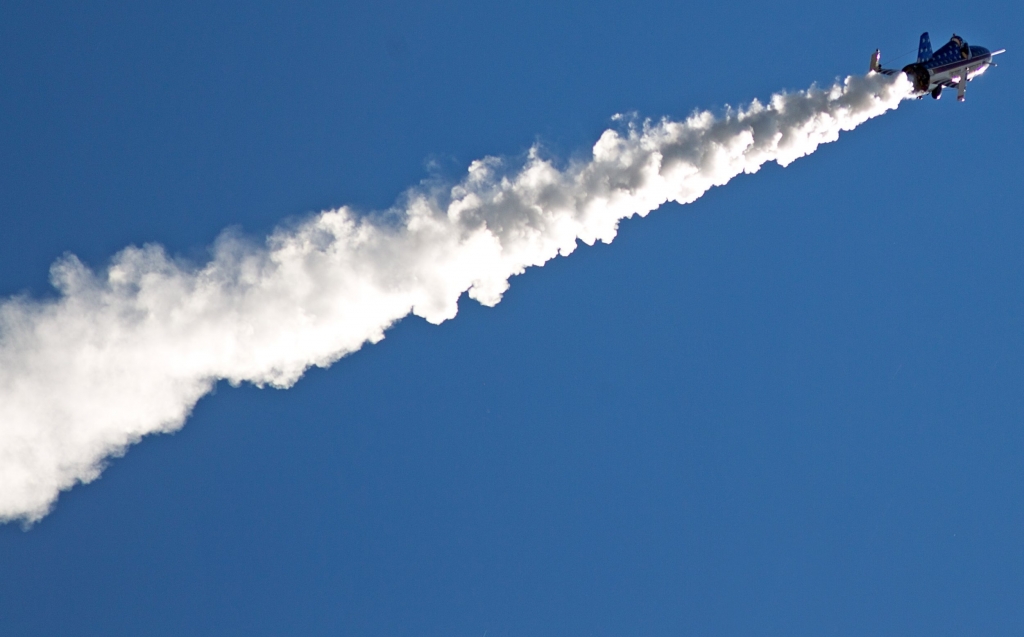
[1, 1, 1023, 635]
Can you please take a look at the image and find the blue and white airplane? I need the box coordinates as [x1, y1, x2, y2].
[870, 32, 1005, 101]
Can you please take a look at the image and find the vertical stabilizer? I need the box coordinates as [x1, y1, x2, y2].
[918, 32, 933, 62]
[870, 49, 882, 72]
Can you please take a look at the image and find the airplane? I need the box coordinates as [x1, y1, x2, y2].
[870, 32, 1005, 101]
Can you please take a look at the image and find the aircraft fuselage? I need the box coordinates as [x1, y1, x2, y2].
[904, 46, 995, 96]
[872, 33, 1003, 102]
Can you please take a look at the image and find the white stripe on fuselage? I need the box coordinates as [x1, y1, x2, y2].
[927, 55, 992, 90]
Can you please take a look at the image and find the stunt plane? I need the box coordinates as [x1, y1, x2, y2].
[870, 32, 1004, 101]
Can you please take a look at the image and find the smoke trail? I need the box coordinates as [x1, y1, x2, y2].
[0, 72, 912, 524]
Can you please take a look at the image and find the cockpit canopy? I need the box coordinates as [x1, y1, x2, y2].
[925, 35, 986, 66]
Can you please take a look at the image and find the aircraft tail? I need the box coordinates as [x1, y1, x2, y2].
[917, 32, 933, 62]
[869, 49, 882, 72]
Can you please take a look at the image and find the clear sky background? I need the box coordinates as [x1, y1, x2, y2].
[1, 1, 1022, 635]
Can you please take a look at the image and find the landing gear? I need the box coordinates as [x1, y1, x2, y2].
[931, 86, 942, 100]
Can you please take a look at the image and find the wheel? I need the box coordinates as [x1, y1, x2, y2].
[931, 86, 942, 100]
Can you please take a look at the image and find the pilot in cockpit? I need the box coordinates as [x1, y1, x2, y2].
[951, 34, 970, 59]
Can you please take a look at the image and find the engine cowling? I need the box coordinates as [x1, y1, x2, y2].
[901, 63, 930, 93]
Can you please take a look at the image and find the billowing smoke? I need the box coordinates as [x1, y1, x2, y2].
[0, 72, 912, 524]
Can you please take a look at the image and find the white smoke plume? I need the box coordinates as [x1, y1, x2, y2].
[0, 72, 912, 524]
